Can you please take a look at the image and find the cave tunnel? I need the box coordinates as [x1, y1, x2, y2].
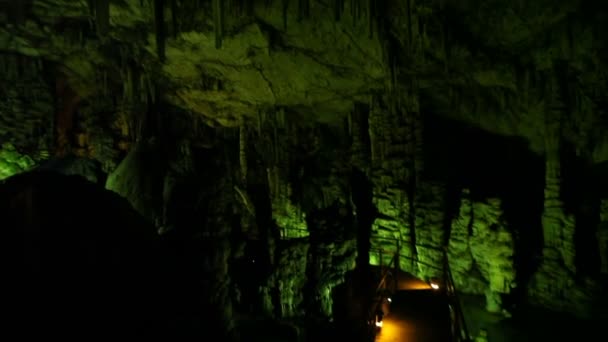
[2, 0, 608, 341]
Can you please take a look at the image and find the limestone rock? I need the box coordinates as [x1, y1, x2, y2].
[105, 141, 165, 223]
[0, 143, 37, 180]
[449, 190, 516, 312]
[269, 240, 310, 318]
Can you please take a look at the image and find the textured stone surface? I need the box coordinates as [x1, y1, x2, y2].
[448, 190, 516, 312]
[267, 240, 309, 318]
[528, 148, 593, 316]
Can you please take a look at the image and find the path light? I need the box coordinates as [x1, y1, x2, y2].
[430, 282, 440, 290]
[387, 297, 392, 302]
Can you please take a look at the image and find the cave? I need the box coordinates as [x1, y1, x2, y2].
[2, 1, 608, 341]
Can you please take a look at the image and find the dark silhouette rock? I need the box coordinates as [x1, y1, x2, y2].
[0, 171, 166, 339]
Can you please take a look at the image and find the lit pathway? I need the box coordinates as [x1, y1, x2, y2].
[375, 315, 417, 342]
[373, 270, 452, 342]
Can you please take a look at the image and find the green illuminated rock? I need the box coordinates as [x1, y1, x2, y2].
[448, 190, 515, 312]
[0, 144, 37, 180]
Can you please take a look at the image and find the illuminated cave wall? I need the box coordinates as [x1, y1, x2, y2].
[1, 0, 608, 324]
[0, 143, 37, 179]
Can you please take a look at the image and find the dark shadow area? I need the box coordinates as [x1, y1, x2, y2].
[330, 272, 371, 342]
[560, 141, 601, 277]
[350, 168, 378, 305]
[461, 294, 607, 342]
[37, 156, 107, 185]
[441, 183, 463, 246]
[0, 171, 172, 339]
[231, 240, 268, 313]
[422, 113, 545, 303]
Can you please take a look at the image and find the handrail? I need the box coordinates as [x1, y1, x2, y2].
[444, 254, 470, 341]
[375, 253, 397, 293]
[366, 252, 398, 340]
[370, 248, 444, 273]
[368, 238, 472, 342]
[370, 236, 446, 252]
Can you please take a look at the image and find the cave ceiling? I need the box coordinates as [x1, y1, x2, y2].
[1, 0, 608, 158]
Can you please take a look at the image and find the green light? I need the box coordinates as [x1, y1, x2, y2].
[0, 143, 36, 180]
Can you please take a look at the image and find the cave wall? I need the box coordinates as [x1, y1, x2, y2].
[2, 0, 608, 329]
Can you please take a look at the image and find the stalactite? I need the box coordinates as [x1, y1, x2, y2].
[256, 110, 262, 135]
[440, 23, 448, 73]
[406, 0, 412, 45]
[139, 73, 147, 104]
[147, 75, 156, 104]
[246, 0, 255, 16]
[239, 126, 248, 184]
[123, 67, 132, 103]
[368, 94, 376, 163]
[273, 121, 279, 164]
[347, 110, 352, 137]
[389, 48, 397, 93]
[298, 0, 310, 21]
[277, 107, 285, 128]
[214, 0, 224, 49]
[170, 0, 178, 38]
[154, 0, 166, 61]
[282, 0, 289, 29]
[102, 70, 107, 96]
[95, 0, 110, 37]
[11, 0, 27, 26]
[333, 0, 343, 21]
[368, 0, 375, 38]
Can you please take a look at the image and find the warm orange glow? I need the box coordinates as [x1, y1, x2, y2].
[375, 316, 415, 342]
[397, 278, 432, 290]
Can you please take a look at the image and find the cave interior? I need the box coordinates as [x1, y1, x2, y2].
[2, 0, 608, 341]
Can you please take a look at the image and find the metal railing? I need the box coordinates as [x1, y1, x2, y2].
[367, 236, 471, 342]
[366, 251, 398, 340]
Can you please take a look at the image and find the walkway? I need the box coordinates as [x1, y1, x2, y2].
[366, 264, 461, 342]
[375, 290, 453, 342]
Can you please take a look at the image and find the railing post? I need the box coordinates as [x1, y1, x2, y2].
[394, 240, 399, 292]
